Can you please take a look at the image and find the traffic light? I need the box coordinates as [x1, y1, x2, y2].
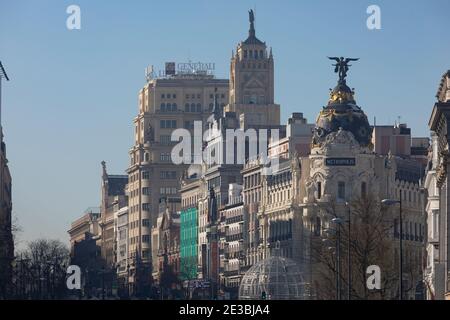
[261, 291, 266, 300]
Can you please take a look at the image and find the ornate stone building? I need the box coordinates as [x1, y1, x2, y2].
[427, 70, 450, 300]
[100, 161, 128, 294]
[299, 62, 425, 299]
[225, 10, 280, 129]
[151, 198, 181, 287]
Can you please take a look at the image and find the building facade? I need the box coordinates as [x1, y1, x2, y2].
[68, 207, 102, 296]
[180, 167, 203, 282]
[299, 63, 425, 299]
[126, 67, 228, 292]
[99, 161, 128, 295]
[0, 61, 13, 299]
[115, 204, 129, 296]
[218, 183, 244, 299]
[427, 70, 450, 300]
[151, 198, 181, 288]
[225, 9, 280, 128]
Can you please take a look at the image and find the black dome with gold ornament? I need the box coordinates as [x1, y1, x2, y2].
[312, 58, 372, 148]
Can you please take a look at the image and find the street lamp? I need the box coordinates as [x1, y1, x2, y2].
[344, 201, 352, 300]
[381, 198, 403, 300]
[331, 217, 343, 300]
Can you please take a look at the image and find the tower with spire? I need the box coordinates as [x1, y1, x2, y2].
[225, 10, 280, 128]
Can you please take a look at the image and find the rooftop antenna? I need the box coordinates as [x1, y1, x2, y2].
[0, 61, 10, 130]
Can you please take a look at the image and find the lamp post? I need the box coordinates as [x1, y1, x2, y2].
[381, 198, 403, 300]
[344, 202, 351, 300]
[331, 217, 343, 300]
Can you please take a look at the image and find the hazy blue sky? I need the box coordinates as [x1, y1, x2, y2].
[1, 0, 449, 248]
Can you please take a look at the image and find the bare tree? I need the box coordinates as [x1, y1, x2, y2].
[312, 194, 400, 300]
[11, 215, 22, 249]
[15, 239, 70, 299]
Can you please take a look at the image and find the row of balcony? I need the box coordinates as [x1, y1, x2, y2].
[394, 233, 424, 242]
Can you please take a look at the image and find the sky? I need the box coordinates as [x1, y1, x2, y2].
[0, 0, 449, 249]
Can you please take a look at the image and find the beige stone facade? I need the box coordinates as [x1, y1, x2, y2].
[126, 72, 228, 292]
[225, 16, 280, 128]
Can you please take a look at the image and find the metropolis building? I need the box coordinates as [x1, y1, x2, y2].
[239, 57, 425, 299]
[297, 66, 425, 299]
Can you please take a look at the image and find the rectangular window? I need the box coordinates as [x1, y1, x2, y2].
[142, 219, 150, 227]
[142, 235, 150, 243]
[338, 181, 346, 200]
[142, 187, 151, 195]
[142, 171, 150, 179]
[361, 182, 367, 198]
[160, 171, 177, 180]
[142, 203, 150, 211]
[160, 152, 171, 162]
[160, 120, 176, 129]
[317, 182, 322, 199]
[160, 135, 171, 145]
[394, 219, 399, 238]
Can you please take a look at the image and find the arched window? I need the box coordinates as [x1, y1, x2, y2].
[172, 103, 177, 111]
[191, 103, 195, 111]
[196, 103, 201, 112]
[160, 103, 166, 112]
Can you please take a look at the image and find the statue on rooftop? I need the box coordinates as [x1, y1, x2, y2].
[328, 56, 359, 81]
